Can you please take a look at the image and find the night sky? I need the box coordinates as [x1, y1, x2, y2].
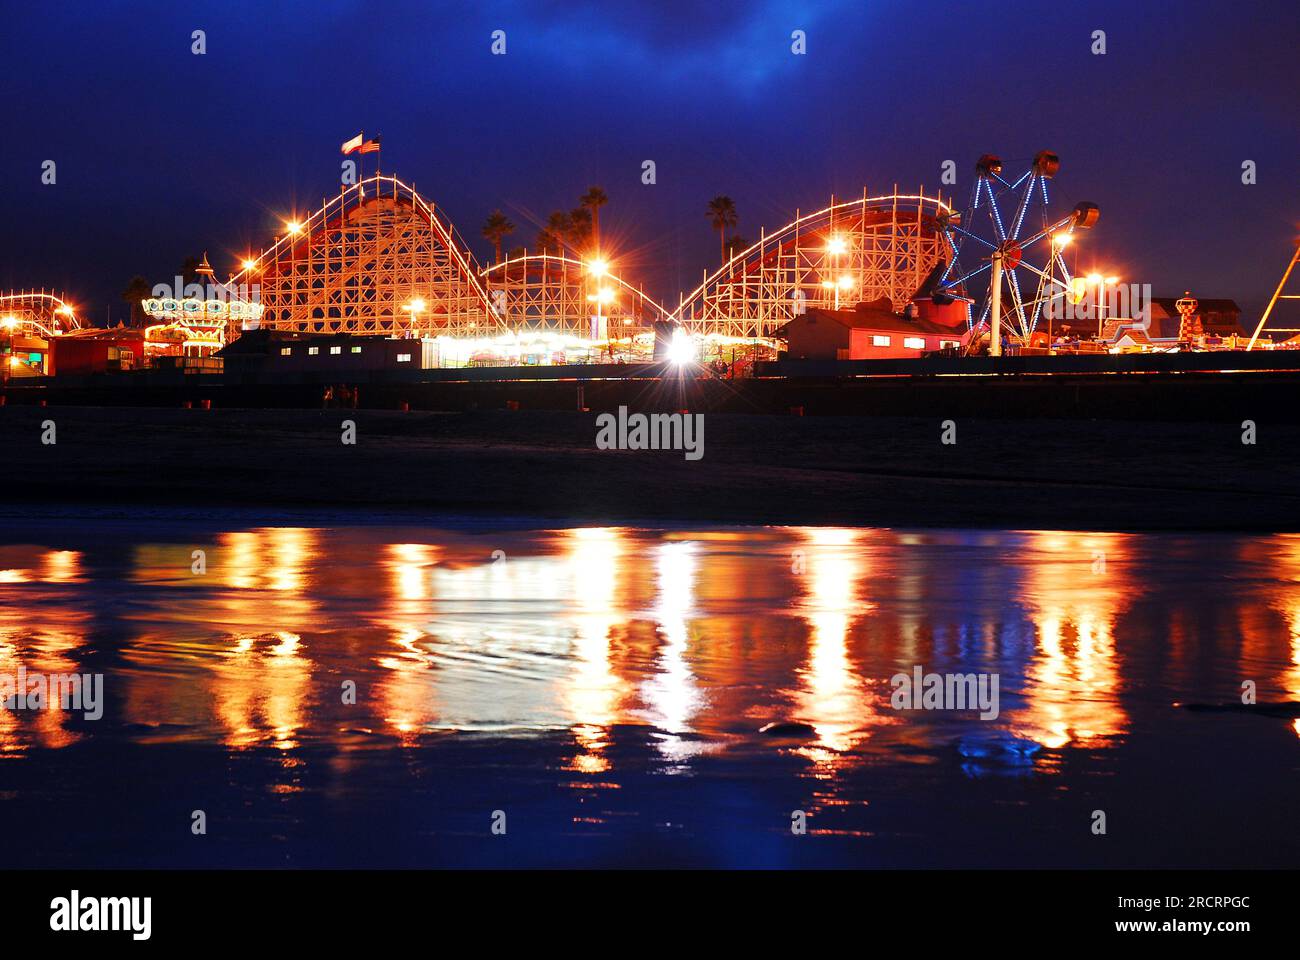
[1, 0, 1296, 324]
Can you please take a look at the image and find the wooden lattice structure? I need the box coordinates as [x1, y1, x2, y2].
[673, 192, 952, 338]
[230, 175, 499, 341]
[0, 291, 81, 338]
[480, 254, 669, 338]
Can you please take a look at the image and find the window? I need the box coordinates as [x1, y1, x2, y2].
[871, 335, 891, 347]
[329, 345, 342, 355]
[940, 339, 960, 350]
[351, 346, 362, 354]
[903, 337, 926, 350]
[308, 346, 319, 355]
[280, 347, 291, 356]
[396, 353, 412, 363]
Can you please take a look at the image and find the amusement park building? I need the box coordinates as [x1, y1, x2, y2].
[217, 330, 438, 374]
[778, 298, 969, 360]
[48, 327, 147, 376]
[1147, 298, 1245, 339]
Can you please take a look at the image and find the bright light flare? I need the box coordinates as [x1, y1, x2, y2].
[826, 235, 848, 255]
[587, 258, 609, 277]
[404, 297, 427, 313]
[666, 328, 697, 365]
[1052, 233, 1073, 247]
[285, 220, 303, 235]
[837, 275, 854, 290]
[241, 258, 258, 271]
[1, 316, 17, 330]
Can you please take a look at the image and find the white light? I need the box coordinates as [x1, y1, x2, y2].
[837, 275, 854, 290]
[666, 328, 696, 365]
[826, 235, 848, 255]
[597, 287, 615, 305]
[588, 258, 609, 277]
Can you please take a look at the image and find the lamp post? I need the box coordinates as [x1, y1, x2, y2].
[1, 316, 15, 388]
[1086, 274, 1120, 338]
[835, 275, 853, 310]
[990, 247, 1003, 357]
[403, 297, 426, 338]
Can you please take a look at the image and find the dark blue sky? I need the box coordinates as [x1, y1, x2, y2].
[1, 0, 1296, 323]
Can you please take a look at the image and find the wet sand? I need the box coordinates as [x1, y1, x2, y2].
[3, 406, 1297, 529]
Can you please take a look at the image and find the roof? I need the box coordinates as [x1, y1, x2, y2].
[216, 329, 400, 356]
[779, 299, 967, 338]
[55, 326, 146, 340]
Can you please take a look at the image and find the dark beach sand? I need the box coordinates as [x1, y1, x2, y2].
[2, 406, 1296, 530]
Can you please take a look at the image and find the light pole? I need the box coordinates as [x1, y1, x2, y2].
[403, 297, 426, 337]
[990, 247, 1003, 357]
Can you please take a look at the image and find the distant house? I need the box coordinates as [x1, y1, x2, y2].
[1147, 298, 1245, 339]
[777, 297, 969, 360]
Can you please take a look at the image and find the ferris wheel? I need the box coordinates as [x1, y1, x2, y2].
[935, 151, 1098, 348]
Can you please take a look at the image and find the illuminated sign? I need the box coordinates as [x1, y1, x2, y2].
[141, 298, 264, 323]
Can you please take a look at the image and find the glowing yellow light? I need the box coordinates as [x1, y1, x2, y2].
[405, 297, 427, 313]
[8, 357, 21, 367]
[1105, 276, 1120, 285]
[241, 258, 258, 271]
[837, 275, 854, 290]
[587, 258, 609, 277]
[1, 316, 17, 330]
[1052, 233, 1072, 247]
[826, 235, 848, 255]
[821, 280, 834, 289]
[667, 328, 696, 365]
[286, 220, 303, 235]
[597, 287, 615, 305]
[1086, 273, 1103, 285]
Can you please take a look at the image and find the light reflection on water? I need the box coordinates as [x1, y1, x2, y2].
[2, 524, 1300, 865]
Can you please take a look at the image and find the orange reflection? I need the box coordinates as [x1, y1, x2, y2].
[640, 541, 705, 763]
[1251, 535, 1300, 738]
[1013, 531, 1136, 749]
[791, 528, 881, 765]
[563, 528, 629, 774]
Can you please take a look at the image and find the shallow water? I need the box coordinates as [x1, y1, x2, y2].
[0, 523, 1297, 867]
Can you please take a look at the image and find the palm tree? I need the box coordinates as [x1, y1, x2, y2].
[707, 196, 738, 264]
[536, 227, 561, 255]
[481, 210, 515, 265]
[725, 234, 751, 259]
[580, 186, 608, 255]
[536, 210, 573, 256]
[565, 206, 593, 250]
[121, 275, 152, 326]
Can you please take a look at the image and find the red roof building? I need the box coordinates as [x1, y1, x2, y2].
[777, 297, 970, 360]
